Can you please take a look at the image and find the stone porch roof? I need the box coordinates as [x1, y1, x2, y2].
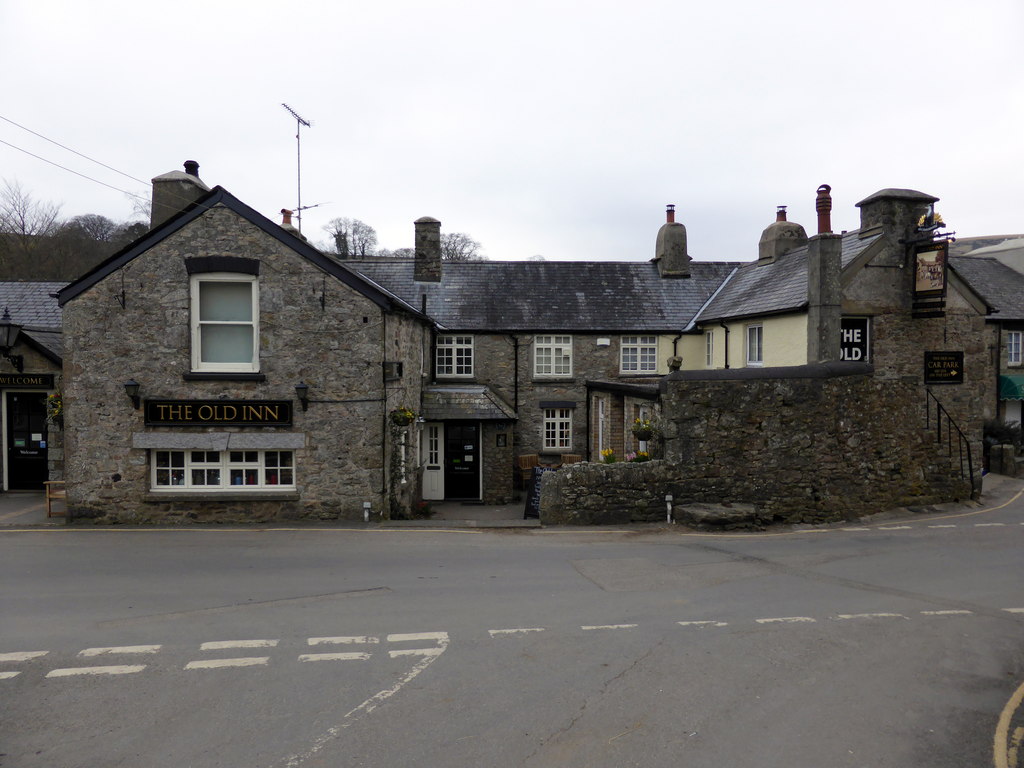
[421, 385, 517, 421]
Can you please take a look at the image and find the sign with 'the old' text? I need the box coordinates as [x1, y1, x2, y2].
[145, 399, 293, 426]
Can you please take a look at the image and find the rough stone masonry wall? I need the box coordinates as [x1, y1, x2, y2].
[541, 365, 976, 526]
[62, 205, 424, 523]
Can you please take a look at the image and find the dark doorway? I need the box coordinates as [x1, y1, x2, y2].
[444, 422, 480, 500]
[6, 392, 49, 490]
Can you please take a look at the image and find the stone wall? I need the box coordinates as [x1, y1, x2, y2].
[61, 204, 425, 523]
[541, 363, 977, 526]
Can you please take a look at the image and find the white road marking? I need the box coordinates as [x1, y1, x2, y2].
[976, 523, 1006, 527]
[0, 671, 21, 679]
[389, 648, 444, 658]
[488, 628, 546, 636]
[581, 624, 638, 631]
[308, 636, 378, 646]
[756, 616, 816, 624]
[284, 633, 450, 767]
[834, 612, 906, 620]
[678, 620, 729, 628]
[185, 657, 269, 669]
[386, 632, 447, 643]
[298, 652, 371, 662]
[200, 639, 278, 650]
[841, 527, 871, 531]
[79, 645, 162, 657]
[0, 651, 48, 662]
[1004, 608, 1024, 614]
[921, 610, 973, 616]
[878, 526, 912, 530]
[46, 665, 146, 677]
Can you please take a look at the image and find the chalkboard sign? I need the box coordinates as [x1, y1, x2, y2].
[523, 466, 555, 520]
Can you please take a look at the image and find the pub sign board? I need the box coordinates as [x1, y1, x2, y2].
[145, 399, 293, 426]
[840, 317, 870, 362]
[924, 351, 964, 384]
[914, 241, 948, 298]
[0, 373, 55, 388]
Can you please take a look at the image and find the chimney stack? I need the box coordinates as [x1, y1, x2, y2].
[815, 184, 833, 234]
[758, 205, 808, 263]
[414, 216, 442, 282]
[807, 184, 842, 362]
[655, 204, 690, 278]
[150, 160, 211, 229]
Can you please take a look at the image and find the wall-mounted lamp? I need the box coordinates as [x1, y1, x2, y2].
[0, 308, 24, 373]
[295, 381, 309, 411]
[124, 379, 141, 409]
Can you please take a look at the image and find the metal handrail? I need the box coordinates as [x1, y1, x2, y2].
[924, 388, 975, 491]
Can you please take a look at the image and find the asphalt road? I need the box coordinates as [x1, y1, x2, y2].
[2, 484, 1024, 767]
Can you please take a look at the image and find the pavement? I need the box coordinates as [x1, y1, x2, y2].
[2, 472, 1021, 529]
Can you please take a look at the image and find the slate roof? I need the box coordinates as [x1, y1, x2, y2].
[421, 385, 517, 421]
[696, 230, 883, 322]
[0, 281, 65, 327]
[949, 256, 1024, 321]
[22, 329, 62, 362]
[348, 259, 741, 332]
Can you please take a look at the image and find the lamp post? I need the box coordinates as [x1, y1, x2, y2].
[0, 307, 24, 373]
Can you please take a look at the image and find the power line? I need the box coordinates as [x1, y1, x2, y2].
[0, 137, 147, 200]
[0, 113, 149, 186]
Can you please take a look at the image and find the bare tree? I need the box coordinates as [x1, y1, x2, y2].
[323, 217, 378, 258]
[377, 247, 415, 259]
[0, 180, 63, 270]
[440, 232, 484, 261]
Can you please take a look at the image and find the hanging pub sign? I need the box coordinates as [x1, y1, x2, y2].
[913, 241, 948, 298]
[839, 317, 870, 362]
[924, 351, 964, 384]
[145, 399, 293, 426]
[0, 373, 54, 388]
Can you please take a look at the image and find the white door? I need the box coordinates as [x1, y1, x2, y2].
[422, 422, 444, 500]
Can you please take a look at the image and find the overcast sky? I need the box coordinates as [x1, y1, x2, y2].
[2, 1, 1022, 262]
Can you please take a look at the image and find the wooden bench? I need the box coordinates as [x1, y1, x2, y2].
[44, 481, 66, 518]
[516, 454, 540, 489]
[559, 454, 583, 466]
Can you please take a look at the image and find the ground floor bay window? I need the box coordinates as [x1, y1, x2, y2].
[152, 450, 295, 490]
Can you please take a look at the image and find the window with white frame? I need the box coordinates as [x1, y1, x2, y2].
[1009, 331, 1022, 366]
[191, 274, 259, 372]
[436, 335, 474, 377]
[151, 450, 294, 491]
[746, 324, 763, 367]
[534, 335, 572, 377]
[543, 408, 572, 450]
[705, 330, 714, 367]
[620, 336, 658, 373]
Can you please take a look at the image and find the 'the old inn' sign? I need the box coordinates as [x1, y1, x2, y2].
[145, 399, 293, 426]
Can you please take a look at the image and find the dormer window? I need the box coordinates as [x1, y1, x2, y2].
[190, 273, 259, 372]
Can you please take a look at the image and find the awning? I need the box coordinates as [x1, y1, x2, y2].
[999, 374, 1024, 400]
[421, 385, 516, 421]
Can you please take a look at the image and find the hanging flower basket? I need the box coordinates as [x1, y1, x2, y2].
[390, 406, 416, 426]
[46, 392, 64, 430]
[631, 418, 655, 441]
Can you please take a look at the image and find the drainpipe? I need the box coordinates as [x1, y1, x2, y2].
[380, 309, 388, 500]
[671, 331, 683, 359]
[719, 321, 730, 369]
